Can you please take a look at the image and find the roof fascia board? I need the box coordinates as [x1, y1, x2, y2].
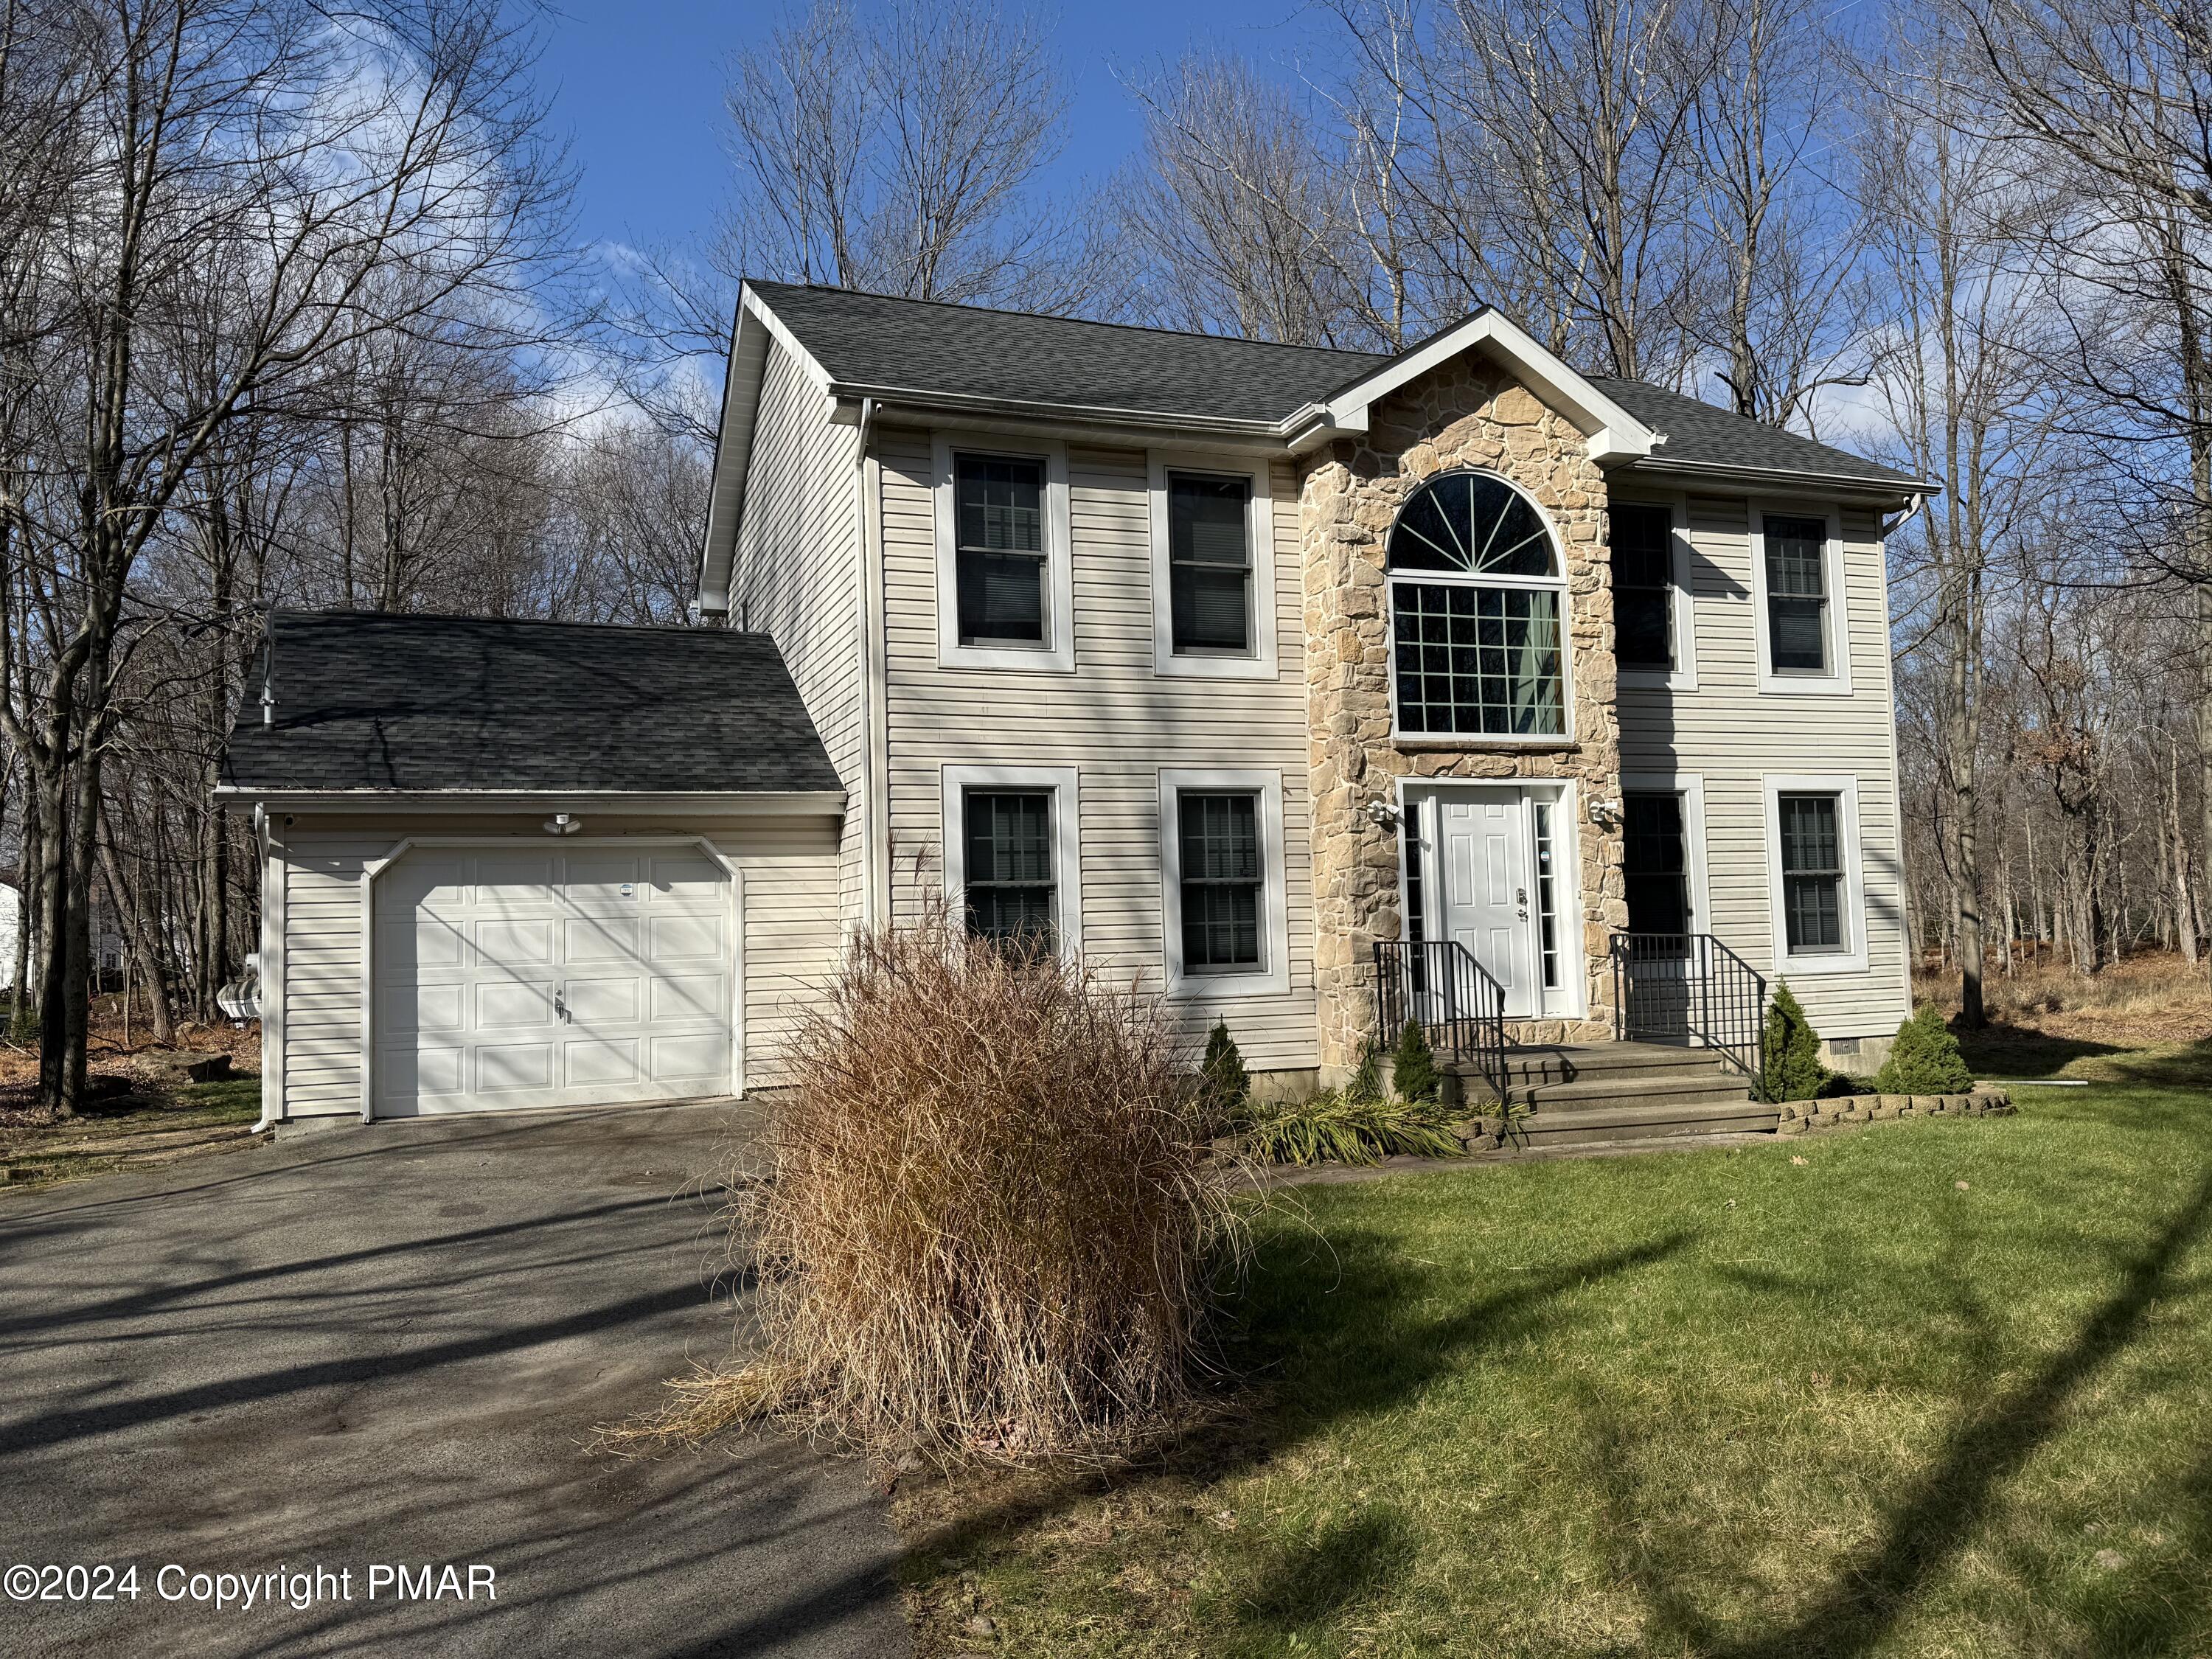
[213, 788, 848, 815]
[855, 397, 1288, 453]
[1620, 453, 1941, 501]
[1317, 311, 1660, 464]
[698, 285, 841, 615]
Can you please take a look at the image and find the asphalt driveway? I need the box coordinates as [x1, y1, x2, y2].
[0, 1103, 909, 1658]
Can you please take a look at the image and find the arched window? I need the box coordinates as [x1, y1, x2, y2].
[1385, 470, 1567, 736]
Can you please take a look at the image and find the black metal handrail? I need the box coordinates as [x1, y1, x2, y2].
[1609, 932, 1770, 1099]
[1373, 938, 1509, 1106]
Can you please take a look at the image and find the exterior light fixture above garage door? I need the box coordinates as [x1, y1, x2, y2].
[543, 813, 583, 835]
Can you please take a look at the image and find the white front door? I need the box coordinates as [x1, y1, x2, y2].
[372, 845, 734, 1116]
[1435, 788, 1540, 1018]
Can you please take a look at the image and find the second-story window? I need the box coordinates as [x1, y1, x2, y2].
[1168, 471, 1253, 655]
[1613, 504, 1674, 672]
[955, 453, 1047, 647]
[1763, 513, 1831, 676]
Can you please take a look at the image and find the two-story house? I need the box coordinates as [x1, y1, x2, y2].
[220, 283, 1930, 1130]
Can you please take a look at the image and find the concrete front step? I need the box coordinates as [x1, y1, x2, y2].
[1526, 1068, 1753, 1110]
[1513, 1099, 1781, 1146]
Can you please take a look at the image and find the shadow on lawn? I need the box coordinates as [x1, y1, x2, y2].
[899, 1225, 1695, 1644]
[1669, 1160, 2212, 1659]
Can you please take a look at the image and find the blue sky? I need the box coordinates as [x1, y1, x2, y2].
[531, 0, 1321, 256]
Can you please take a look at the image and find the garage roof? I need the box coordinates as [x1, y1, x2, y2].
[220, 611, 844, 799]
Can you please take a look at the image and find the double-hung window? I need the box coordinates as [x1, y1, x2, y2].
[945, 765, 1081, 955]
[963, 790, 1055, 949]
[1177, 792, 1262, 971]
[1777, 792, 1844, 953]
[1613, 504, 1676, 674]
[954, 454, 1048, 647]
[1386, 470, 1568, 738]
[1762, 513, 1832, 677]
[1150, 456, 1274, 679]
[1160, 769, 1288, 995]
[935, 438, 1072, 670]
[1168, 473, 1253, 654]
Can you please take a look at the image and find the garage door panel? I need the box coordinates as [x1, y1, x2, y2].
[476, 1042, 556, 1092]
[564, 976, 640, 1024]
[650, 973, 724, 1024]
[380, 981, 465, 1036]
[474, 979, 555, 1031]
[650, 1034, 726, 1083]
[383, 1043, 466, 1099]
[564, 915, 642, 963]
[646, 852, 723, 901]
[647, 914, 726, 964]
[565, 854, 644, 905]
[475, 852, 560, 907]
[566, 1038, 641, 1087]
[475, 918, 554, 967]
[373, 844, 736, 1116]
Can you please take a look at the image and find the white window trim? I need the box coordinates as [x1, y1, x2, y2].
[1621, 771, 1711, 933]
[1749, 500, 1852, 696]
[1147, 451, 1278, 681]
[942, 764, 1083, 956]
[932, 433, 1075, 673]
[1384, 467, 1577, 747]
[1159, 768, 1290, 998]
[1611, 492, 1698, 693]
[1761, 772, 1868, 975]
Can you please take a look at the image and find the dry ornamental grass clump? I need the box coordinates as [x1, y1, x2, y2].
[659, 901, 1244, 1464]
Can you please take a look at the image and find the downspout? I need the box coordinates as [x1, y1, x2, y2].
[855, 397, 891, 928]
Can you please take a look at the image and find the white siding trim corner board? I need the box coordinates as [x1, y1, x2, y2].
[259, 813, 286, 1130]
[1747, 499, 1854, 698]
[358, 835, 744, 1120]
[931, 431, 1075, 674]
[940, 765, 1084, 956]
[1621, 771, 1712, 934]
[1610, 487, 1700, 695]
[1146, 450, 1279, 681]
[1158, 768, 1292, 999]
[1761, 773, 1871, 978]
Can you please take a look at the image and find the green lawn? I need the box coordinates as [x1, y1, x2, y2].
[900, 1040, 2212, 1657]
[0, 1077, 263, 1190]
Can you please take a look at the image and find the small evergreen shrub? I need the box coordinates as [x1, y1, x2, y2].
[1761, 978, 1825, 1102]
[1391, 1019, 1440, 1104]
[1198, 1020, 1250, 1129]
[1876, 1004, 1974, 1093]
[1348, 1039, 1386, 1105]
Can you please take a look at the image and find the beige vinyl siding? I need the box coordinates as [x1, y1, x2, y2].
[268, 815, 841, 1116]
[734, 338, 865, 924]
[1616, 490, 1911, 1039]
[877, 427, 1319, 1071]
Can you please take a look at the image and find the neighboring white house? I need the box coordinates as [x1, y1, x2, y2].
[220, 284, 1933, 1132]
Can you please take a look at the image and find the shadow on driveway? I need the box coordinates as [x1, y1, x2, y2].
[0, 1102, 908, 1658]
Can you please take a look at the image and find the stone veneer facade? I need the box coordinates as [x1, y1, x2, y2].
[1299, 355, 1626, 1073]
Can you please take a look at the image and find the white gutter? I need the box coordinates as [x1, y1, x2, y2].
[214, 788, 847, 815]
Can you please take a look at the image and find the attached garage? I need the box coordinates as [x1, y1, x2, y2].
[218, 612, 848, 1129]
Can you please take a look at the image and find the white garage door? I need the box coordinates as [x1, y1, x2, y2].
[372, 845, 734, 1116]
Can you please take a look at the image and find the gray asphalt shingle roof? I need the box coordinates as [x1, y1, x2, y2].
[220, 611, 842, 796]
[748, 280, 1390, 425]
[750, 282, 1923, 490]
[1586, 377, 1923, 489]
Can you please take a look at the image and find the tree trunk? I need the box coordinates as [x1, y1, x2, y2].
[97, 814, 174, 1046]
